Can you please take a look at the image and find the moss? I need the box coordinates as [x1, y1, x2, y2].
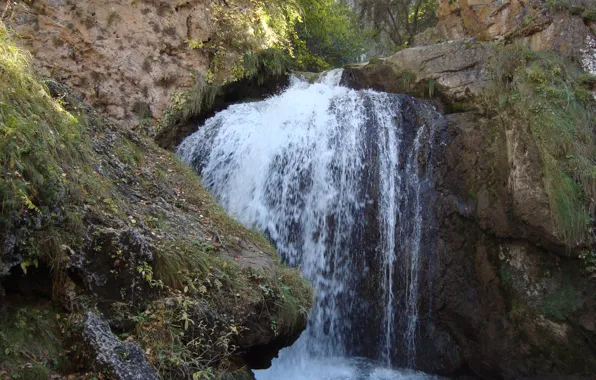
[581, 7, 596, 20]
[538, 284, 585, 320]
[106, 11, 121, 28]
[482, 44, 595, 245]
[156, 75, 220, 138]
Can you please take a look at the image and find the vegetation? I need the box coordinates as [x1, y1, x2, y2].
[538, 284, 586, 320]
[0, 304, 72, 379]
[293, 0, 368, 71]
[547, 0, 596, 21]
[1, 20, 313, 378]
[0, 22, 96, 278]
[138, 238, 312, 378]
[355, 0, 438, 53]
[194, 0, 367, 80]
[482, 44, 596, 245]
[156, 74, 220, 138]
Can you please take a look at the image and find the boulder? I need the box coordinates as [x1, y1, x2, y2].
[79, 312, 159, 380]
[342, 39, 490, 103]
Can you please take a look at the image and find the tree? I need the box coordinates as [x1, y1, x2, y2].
[355, 0, 437, 51]
[293, 0, 367, 71]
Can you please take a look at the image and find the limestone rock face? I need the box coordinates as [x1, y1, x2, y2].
[342, 39, 490, 102]
[5, 0, 212, 126]
[431, 0, 596, 74]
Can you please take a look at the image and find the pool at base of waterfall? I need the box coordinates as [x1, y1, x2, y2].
[254, 357, 442, 380]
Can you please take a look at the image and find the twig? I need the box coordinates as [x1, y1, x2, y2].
[1, 1, 9, 20]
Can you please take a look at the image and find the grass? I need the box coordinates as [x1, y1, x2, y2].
[0, 23, 89, 226]
[143, 238, 312, 378]
[0, 19, 314, 378]
[156, 75, 220, 138]
[0, 304, 72, 379]
[548, 0, 596, 20]
[168, 155, 276, 254]
[0, 22, 103, 282]
[242, 47, 293, 85]
[482, 44, 596, 245]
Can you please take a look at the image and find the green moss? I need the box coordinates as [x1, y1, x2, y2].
[156, 75, 220, 137]
[538, 284, 585, 320]
[483, 44, 595, 244]
[582, 7, 596, 20]
[500, 265, 513, 288]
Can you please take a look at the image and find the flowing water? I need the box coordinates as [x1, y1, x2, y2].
[178, 70, 445, 379]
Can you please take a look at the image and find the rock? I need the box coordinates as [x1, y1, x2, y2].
[342, 39, 490, 103]
[69, 228, 154, 314]
[80, 312, 159, 380]
[520, 12, 596, 74]
[5, 0, 213, 126]
[504, 118, 558, 244]
[433, 0, 596, 74]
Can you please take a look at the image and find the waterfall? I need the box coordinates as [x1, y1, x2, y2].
[178, 70, 445, 379]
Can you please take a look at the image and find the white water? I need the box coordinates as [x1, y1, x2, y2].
[178, 70, 443, 379]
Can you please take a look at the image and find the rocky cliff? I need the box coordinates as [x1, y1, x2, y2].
[0, 17, 312, 380]
[341, 2, 596, 378]
[4, 0, 213, 126]
[2, 0, 595, 379]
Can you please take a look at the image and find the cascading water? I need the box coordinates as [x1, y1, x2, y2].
[178, 70, 446, 379]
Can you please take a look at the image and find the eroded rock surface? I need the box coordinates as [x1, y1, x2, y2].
[342, 39, 490, 102]
[430, 0, 596, 74]
[5, 0, 212, 125]
[79, 313, 159, 380]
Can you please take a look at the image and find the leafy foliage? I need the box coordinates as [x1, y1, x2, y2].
[483, 44, 596, 244]
[293, 0, 367, 71]
[0, 305, 72, 379]
[356, 0, 437, 53]
[197, 0, 367, 80]
[198, 0, 301, 83]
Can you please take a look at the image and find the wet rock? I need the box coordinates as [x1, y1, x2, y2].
[80, 312, 158, 380]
